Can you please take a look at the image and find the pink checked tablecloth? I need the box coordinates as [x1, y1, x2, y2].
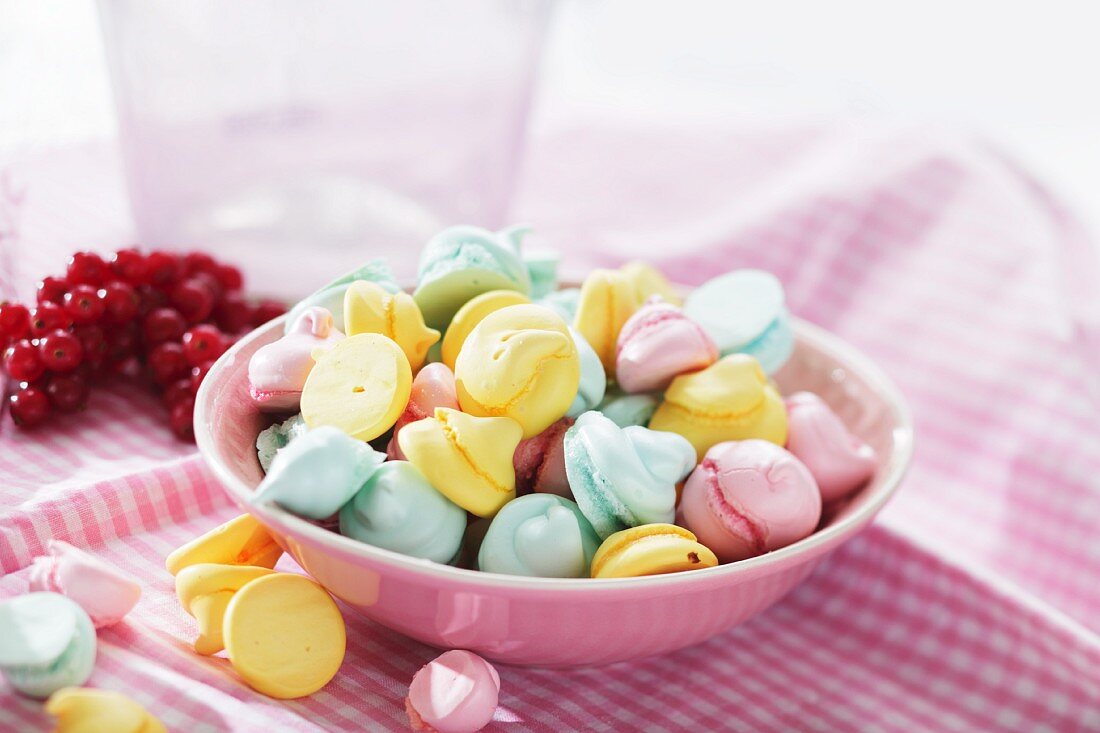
[2, 123, 1099, 732]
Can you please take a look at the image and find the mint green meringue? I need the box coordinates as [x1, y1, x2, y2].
[596, 392, 659, 428]
[536, 287, 580, 323]
[567, 328, 606, 419]
[478, 494, 600, 577]
[564, 411, 697, 539]
[413, 225, 532, 330]
[256, 413, 309, 473]
[339, 461, 466, 564]
[524, 251, 559, 300]
[284, 258, 400, 334]
[252, 426, 385, 519]
[0, 592, 96, 698]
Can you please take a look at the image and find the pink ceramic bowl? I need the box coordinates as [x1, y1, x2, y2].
[195, 307, 912, 667]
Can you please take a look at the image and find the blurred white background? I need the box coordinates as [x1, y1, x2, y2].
[2, 0, 1099, 229]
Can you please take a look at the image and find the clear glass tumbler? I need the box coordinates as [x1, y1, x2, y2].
[97, 0, 552, 295]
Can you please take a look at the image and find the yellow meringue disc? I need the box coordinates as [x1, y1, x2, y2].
[441, 289, 530, 370]
[223, 573, 346, 699]
[300, 333, 412, 442]
[46, 687, 166, 733]
[454, 304, 579, 439]
[343, 281, 439, 371]
[175, 563, 276, 655]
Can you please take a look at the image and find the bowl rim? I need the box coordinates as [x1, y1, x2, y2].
[196, 313, 913, 593]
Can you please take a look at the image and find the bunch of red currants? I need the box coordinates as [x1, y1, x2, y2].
[0, 249, 284, 440]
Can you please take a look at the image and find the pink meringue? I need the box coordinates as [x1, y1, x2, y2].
[615, 297, 718, 393]
[681, 440, 821, 562]
[405, 650, 500, 733]
[785, 392, 877, 502]
[28, 540, 142, 628]
[248, 306, 344, 412]
[512, 417, 573, 497]
[387, 363, 461, 460]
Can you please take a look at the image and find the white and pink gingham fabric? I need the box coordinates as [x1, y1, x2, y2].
[2, 124, 1100, 731]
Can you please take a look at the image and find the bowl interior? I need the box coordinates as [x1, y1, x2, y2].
[196, 309, 912, 589]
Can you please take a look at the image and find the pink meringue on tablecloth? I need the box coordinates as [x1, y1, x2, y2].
[248, 306, 344, 412]
[405, 650, 500, 733]
[28, 540, 142, 628]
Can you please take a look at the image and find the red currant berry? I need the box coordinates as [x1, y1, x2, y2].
[63, 284, 106, 325]
[189, 360, 215, 394]
[73, 324, 108, 372]
[3, 338, 45, 382]
[162, 377, 193, 408]
[105, 322, 139, 361]
[66, 251, 108, 286]
[0, 302, 31, 341]
[45, 372, 89, 412]
[36, 276, 70, 305]
[38, 329, 84, 372]
[147, 342, 188, 385]
[135, 284, 168, 316]
[142, 307, 186, 346]
[107, 355, 140, 378]
[214, 293, 252, 333]
[181, 324, 227, 367]
[144, 251, 182, 288]
[169, 396, 196, 441]
[29, 303, 73, 338]
[101, 281, 139, 324]
[9, 386, 51, 427]
[110, 248, 148, 284]
[170, 278, 215, 323]
[251, 299, 286, 327]
[183, 252, 218, 276]
[215, 264, 243, 292]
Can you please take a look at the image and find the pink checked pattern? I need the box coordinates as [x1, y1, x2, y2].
[2, 126, 1100, 730]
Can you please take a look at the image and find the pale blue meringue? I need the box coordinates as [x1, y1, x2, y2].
[536, 287, 580, 323]
[566, 328, 606, 419]
[413, 224, 532, 330]
[256, 413, 309, 473]
[252, 426, 385, 519]
[0, 592, 96, 698]
[478, 494, 600, 577]
[564, 411, 697, 539]
[339, 461, 466, 564]
[682, 269, 794, 374]
[284, 259, 401, 334]
[524, 251, 559, 300]
[596, 392, 659, 428]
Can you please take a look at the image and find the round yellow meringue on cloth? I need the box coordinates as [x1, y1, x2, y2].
[165, 514, 282, 576]
[223, 574, 346, 700]
[454, 304, 580, 439]
[46, 687, 166, 733]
